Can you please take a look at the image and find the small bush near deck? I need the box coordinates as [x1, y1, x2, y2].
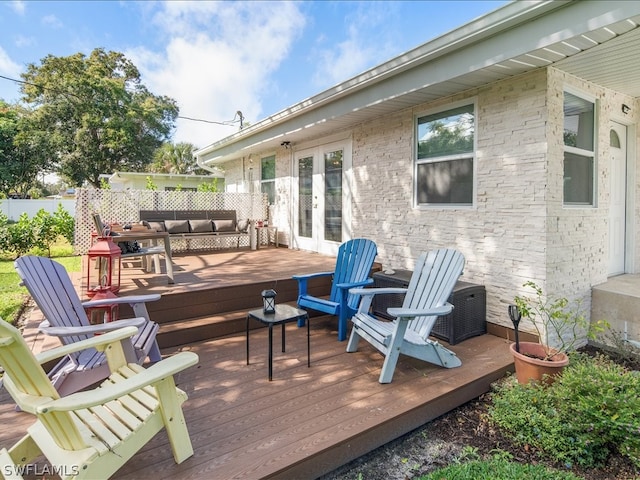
[488, 353, 640, 469]
[420, 450, 582, 480]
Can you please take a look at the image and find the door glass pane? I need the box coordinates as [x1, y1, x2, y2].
[298, 156, 313, 238]
[324, 150, 343, 242]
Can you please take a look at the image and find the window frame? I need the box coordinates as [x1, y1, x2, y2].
[260, 154, 276, 205]
[413, 100, 477, 208]
[563, 88, 598, 207]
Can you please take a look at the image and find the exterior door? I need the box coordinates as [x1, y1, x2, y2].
[608, 122, 627, 276]
[293, 141, 351, 255]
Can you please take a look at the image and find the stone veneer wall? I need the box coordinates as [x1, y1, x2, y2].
[218, 66, 639, 340]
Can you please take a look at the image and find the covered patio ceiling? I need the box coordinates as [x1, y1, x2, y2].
[197, 1, 640, 165]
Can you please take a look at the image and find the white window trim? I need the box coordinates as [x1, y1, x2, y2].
[562, 88, 598, 208]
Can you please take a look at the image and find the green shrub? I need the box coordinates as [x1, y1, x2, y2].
[0, 213, 35, 259]
[53, 204, 75, 245]
[489, 353, 640, 469]
[0, 206, 75, 258]
[32, 209, 59, 256]
[420, 451, 582, 479]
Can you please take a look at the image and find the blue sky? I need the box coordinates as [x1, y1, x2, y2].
[0, 0, 507, 149]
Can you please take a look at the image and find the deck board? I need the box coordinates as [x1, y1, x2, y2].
[2, 248, 514, 479]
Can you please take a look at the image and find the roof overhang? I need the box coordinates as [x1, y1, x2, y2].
[109, 170, 224, 183]
[196, 0, 640, 166]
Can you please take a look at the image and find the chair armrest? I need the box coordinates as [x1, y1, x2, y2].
[349, 287, 407, 297]
[292, 271, 333, 281]
[82, 293, 161, 308]
[38, 317, 147, 338]
[388, 302, 453, 319]
[335, 278, 373, 290]
[34, 326, 139, 365]
[350, 287, 408, 315]
[36, 352, 199, 413]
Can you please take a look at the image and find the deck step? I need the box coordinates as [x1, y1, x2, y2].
[156, 302, 326, 348]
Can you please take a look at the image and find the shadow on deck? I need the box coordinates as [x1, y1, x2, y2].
[3, 247, 515, 479]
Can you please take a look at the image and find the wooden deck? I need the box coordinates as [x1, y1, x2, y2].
[2, 248, 514, 479]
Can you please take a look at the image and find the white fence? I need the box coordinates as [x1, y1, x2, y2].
[74, 189, 268, 254]
[0, 198, 76, 221]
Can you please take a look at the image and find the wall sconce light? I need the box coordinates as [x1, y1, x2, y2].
[261, 289, 277, 314]
[622, 104, 631, 115]
[280, 141, 291, 149]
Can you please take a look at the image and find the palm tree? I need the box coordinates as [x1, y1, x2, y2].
[150, 142, 196, 174]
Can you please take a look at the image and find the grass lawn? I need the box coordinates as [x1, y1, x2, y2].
[0, 239, 80, 323]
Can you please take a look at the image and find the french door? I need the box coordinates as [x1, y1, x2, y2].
[293, 141, 351, 255]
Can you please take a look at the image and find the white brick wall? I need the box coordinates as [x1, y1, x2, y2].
[218, 66, 639, 342]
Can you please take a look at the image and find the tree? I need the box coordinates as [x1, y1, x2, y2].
[0, 101, 52, 197]
[20, 49, 179, 188]
[149, 142, 209, 175]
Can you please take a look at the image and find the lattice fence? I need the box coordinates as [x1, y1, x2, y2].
[74, 189, 268, 254]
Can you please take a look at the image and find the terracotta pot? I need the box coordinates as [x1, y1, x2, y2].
[509, 341, 569, 385]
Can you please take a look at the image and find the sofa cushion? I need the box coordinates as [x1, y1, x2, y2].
[142, 220, 166, 232]
[212, 219, 236, 232]
[189, 219, 214, 233]
[164, 220, 190, 234]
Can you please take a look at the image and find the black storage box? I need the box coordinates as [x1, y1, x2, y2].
[372, 270, 486, 345]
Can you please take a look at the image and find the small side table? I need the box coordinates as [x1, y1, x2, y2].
[246, 304, 309, 381]
[255, 226, 278, 249]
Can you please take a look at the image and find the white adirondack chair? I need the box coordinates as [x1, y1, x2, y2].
[346, 249, 465, 383]
[0, 318, 198, 479]
[14, 255, 162, 396]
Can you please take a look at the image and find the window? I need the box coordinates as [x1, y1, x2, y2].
[415, 104, 475, 206]
[563, 92, 595, 205]
[261, 155, 276, 204]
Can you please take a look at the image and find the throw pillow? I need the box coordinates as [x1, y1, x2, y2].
[212, 219, 236, 232]
[237, 219, 250, 233]
[164, 220, 190, 234]
[189, 219, 214, 233]
[142, 220, 166, 232]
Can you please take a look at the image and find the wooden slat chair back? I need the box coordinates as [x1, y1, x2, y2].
[293, 238, 377, 341]
[14, 255, 162, 396]
[347, 249, 465, 383]
[0, 318, 198, 479]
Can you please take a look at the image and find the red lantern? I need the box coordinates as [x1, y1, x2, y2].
[86, 237, 121, 298]
[85, 289, 120, 324]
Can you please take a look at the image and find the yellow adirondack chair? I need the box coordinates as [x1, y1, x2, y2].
[0, 319, 198, 479]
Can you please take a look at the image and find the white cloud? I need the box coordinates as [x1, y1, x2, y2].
[15, 34, 35, 48]
[41, 14, 63, 29]
[9, 0, 25, 15]
[129, 1, 305, 148]
[312, 2, 400, 88]
[0, 46, 22, 102]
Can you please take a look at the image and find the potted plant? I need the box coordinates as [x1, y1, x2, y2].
[508, 281, 608, 384]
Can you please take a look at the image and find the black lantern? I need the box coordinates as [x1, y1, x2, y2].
[261, 289, 277, 314]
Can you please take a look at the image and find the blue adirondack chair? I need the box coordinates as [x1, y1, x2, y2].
[347, 249, 465, 383]
[293, 238, 377, 341]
